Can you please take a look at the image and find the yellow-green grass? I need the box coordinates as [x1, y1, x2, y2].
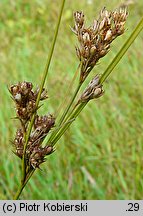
[0, 0, 143, 199]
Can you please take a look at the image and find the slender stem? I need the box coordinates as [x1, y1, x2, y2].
[51, 102, 87, 146]
[100, 16, 143, 84]
[59, 67, 94, 125]
[55, 63, 80, 118]
[47, 63, 82, 144]
[14, 0, 66, 198]
[59, 83, 82, 125]
[14, 169, 35, 200]
[62, 100, 79, 124]
[21, 0, 66, 183]
[13, 182, 24, 200]
[47, 83, 82, 144]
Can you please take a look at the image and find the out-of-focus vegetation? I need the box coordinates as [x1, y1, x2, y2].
[0, 0, 143, 199]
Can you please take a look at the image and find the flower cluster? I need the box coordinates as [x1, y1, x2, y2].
[10, 81, 55, 168]
[78, 74, 104, 103]
[9, 81, 48, 125]
[72, 7, 128, 83]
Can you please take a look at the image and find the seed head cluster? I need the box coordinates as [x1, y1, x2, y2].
[9, 81, 48, 124]
[78, 74, 104, 103]
[10, 81, 55, 169]
[72, 7, 128, 83]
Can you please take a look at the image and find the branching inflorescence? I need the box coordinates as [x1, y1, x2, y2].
[9, 5, 135, 200]
[9, 82, 55, 169]
[72, 7, 128, 84]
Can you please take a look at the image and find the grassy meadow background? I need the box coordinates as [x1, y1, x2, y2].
[0, 0, 143, 199]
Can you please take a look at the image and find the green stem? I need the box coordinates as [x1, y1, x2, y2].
[51, 102, 87, 146]
[100, 16, 143, 84]
[21, 0, 65, 182]
[59, 83, 82, 126]
[19, 0, 65, 196]
[55, 63, 80, 118]
[47, 63, 82, 144]
[14, 169, 35, 200]
[47, 83, 82, 144]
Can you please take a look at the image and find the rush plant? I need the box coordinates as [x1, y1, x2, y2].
[9, 0, 143, 199]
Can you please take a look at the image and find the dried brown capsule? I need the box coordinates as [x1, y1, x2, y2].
[34, 114, 55, 134]
[30, 145, 54, 168]
[9, 82, 49, 122]
[13, 129, 24, 158]
[71, 11, 84, 34]
[78, 75, 104, 103]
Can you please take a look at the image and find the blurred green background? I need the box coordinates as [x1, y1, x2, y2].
[0, 0, 143, 200]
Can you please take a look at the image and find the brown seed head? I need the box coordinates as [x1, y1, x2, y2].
[9, 82, 48, 122]
[78, 75, 104, 103]
[29, 145, 53, 169]
[13, 129, 24, 158]
[72, 7, 128, 83]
